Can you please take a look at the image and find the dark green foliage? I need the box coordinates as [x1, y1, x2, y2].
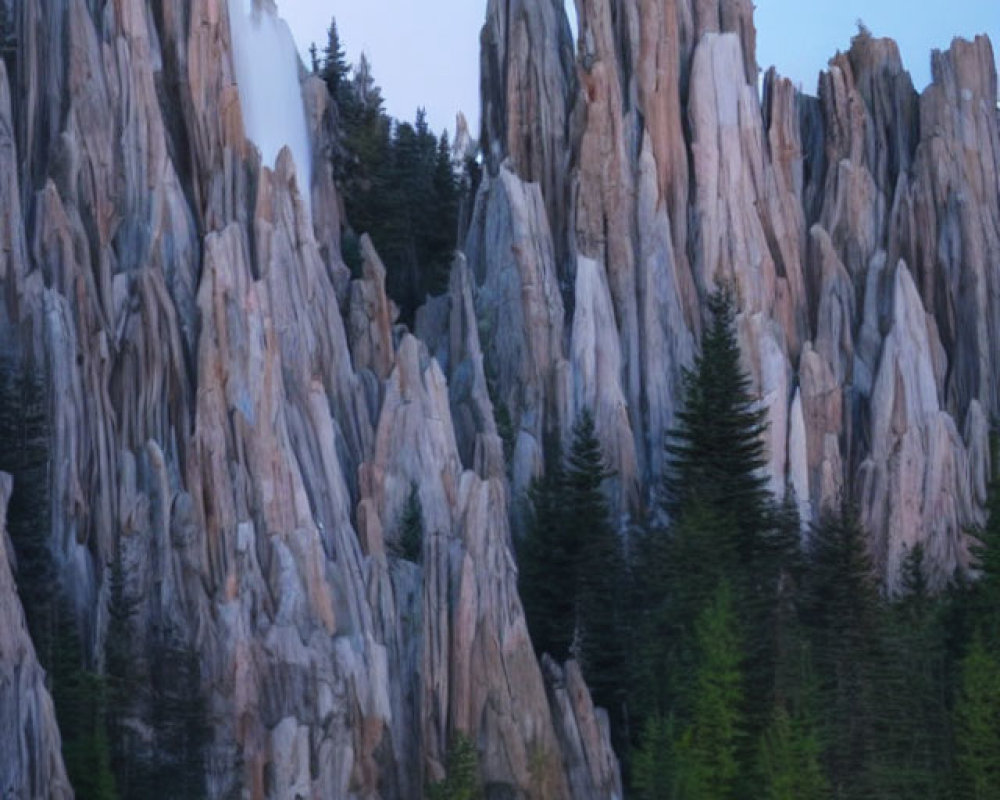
[565, 411, 626, 733]
[872, 543, 952, 797]
[427, 733, 481, 800]
[618, 286, 990, 797]
[341, 229, 363, 278]
[631, 288, 790, 749]
[0, 354, 55, 662]
[967, 432, 1000, 642]
[663, 285, 771, 548]
[393, 482, 424, 563]
[51, 598, 118, 800]
[674, 580, 745, 800]
[0, 355, 118, 797]
[952, 438, 1000, 799]
[758, 704, 828, 800]
[518, 412, 626, 741]
[519, 437, 574, 661]
[105, 548, 145, 798]
[145, 637, 209, 800]
[427, 131, 460, 293]
[106, 629, 209, 800]
[320, 19, 348, 98]
[954, 635, 1000, 799]
[801, 510, 885, 799]
[632, 715, 677, 800]
[322, 19, 459, 324]
[493, 400, 516, 464]
[631, 502, 731, 725]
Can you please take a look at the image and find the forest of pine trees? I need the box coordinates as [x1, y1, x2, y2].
[315, 19, 461, 325]
[518, 287, 1000, 798]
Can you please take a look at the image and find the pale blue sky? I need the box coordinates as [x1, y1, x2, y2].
[278, 1, 999, 135]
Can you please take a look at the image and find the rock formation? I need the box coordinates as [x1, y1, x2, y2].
[0, 474, 73, 800]
[0, 0, 617, 797]
[467, 0, 1000, 591]
[0, 0, 997, 796]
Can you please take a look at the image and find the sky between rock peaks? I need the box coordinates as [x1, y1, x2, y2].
[278, 0, 999, 136]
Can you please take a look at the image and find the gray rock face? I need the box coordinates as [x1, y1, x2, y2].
[2, 0, 997, 795]
[0, 1, 619, 797]
[0, 474, 73, 800]
[468, 0, 999, 588]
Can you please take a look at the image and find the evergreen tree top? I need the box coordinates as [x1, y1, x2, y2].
[663, 285, 770, 532]
[320, 17, 348, 95]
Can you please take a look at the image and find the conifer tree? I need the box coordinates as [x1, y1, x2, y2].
[425, 131, 458, 296]
[954, 634, 1000, 800]
[872, 543, 951, 797]
[802, 510, 884, 799]
[320, 18, 349, 98]
[663, 286, 770, 554]
[758, 704, 828, 800]
[674, 580, 745, 800]
[635, 286, 789, 751]
[427, 733, 482, 800]
[105, 548, 143, 795]
[394, 482, 424, 563]
[632, 715, 677, 800]
[147, 635, 209, 799]
[967, 432, 1000, 641]
[519, 412, 626, 739]
[51, 598, 118, 800]
[631, 502, 730, 728]
[561, 412, 626, 728]
[0, 356, 55, 667]
[519, 437, 574, 661]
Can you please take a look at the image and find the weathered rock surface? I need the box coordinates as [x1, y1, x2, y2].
[467, 0, 999, 586]
[0, 0, 619, 797]
[0, 474, 73, 800]
[2, 0, 997, 794]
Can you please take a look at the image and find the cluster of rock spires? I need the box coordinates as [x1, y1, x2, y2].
[468, 0, 1000, 592]
[0, 0, 996, 798]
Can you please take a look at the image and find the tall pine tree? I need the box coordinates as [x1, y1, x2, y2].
[518, 412, 626, 742]
[565, 411, 626, 741]
[758, 704, 828, 800]
[953, 434, 1000, 799]
[519, 436, 575, 661]
[633, 286, 788, 751]
[663, 285, 771, 554]
[802, 509, 885, 799]
[674, 580, 746, 800]
[954, 635, 1000, 799]
[872, 543, 952, 797]
[320, 18, 348, 98]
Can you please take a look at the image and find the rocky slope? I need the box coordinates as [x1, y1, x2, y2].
[467, 0, 999, 589]
[0, 0, 617, 797]
[0, 0, 997, 797]
[0, 474, 72, 800]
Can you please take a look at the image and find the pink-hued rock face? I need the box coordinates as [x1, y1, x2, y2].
[468, 0, 999, 591]
[0, 474, 73, 800]
[1, 0, 618, 797]
[1, 0, 997, 795]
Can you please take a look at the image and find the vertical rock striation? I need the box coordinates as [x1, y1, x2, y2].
[1, 0, 618, 796]
[468, 0, 1000, 590]
[0, 474, 73, 800]
[1, 0, 997, 794]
